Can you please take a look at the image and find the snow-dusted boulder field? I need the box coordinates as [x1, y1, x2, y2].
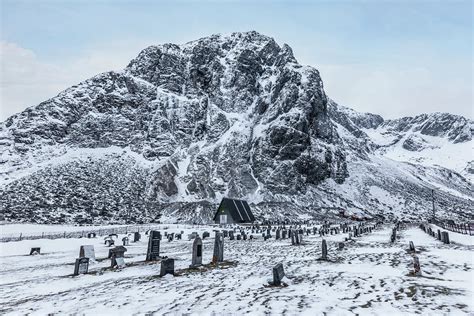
[0, 31, 472, 224]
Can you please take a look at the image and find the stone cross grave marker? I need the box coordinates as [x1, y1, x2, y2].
[190, 237, 203, 268]
[74, 257, 89, 275]
[212, 232, 224, 264]
[79, 245, 95, 260]
[146, 231, 161, 261]
[160, 258, 175, 276]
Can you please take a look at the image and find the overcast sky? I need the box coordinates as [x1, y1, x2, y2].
[1, 0, 472, 121]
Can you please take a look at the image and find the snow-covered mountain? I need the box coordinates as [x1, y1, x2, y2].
[0, 31, 472, 224]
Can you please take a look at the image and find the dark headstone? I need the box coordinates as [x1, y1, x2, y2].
[146, 231, 161, 261]
[338, 242, 344, 250]
[442, 231, 450, 244]
[212, 232, 224, 264]
[409, 241, 415, 252]
[87, 232, 96, 238]
[30, 247, 41, 255]
[321, 239, 328, 260]
[160, 258, 175, 276]
[437, 229, 441, 240]
[133, 232, 141, 242]
[73, 257, 89, 275]
[122, 237, 129, 246]
[109, 246, 127, 267]
[413, 255, 421, 276]
[202, 231, 210, 239]
[270, 263, 285, 286]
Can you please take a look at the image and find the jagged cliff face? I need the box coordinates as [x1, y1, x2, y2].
[0, 32, 351, 224]
[0, 31, 472, 224]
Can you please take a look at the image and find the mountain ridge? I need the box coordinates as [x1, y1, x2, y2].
[1, 31, 472, 224]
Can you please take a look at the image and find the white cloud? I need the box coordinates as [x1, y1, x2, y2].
[0, 41, 148, 120]
[316, 62, 473, 119]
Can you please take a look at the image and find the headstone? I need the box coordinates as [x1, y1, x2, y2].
[115, 257, 126, 269]
[133, 232, 141, 242]
[30, 247, 41, 255]
[212, 232, 224, 264]
[276, 230, 281, 240]
[109, 246, 127, 267]
[176, 233, 182, 240]
[229, 231, 235, 240]
[122, 237, 129, 246]
[282, 230, 287, 239]
[105, 239, 115, 247]
[146, 231, 161, 261]
[338, 242, 344, 250]
[437, 229, 441, 240]
[168, 235, 173, 242]
[79, 245, 95, 260]
[73, 257, 89, 275]
[223, 230, 228, 238]
[413, 255, 422, 276]
[442, 231, 450, 244]
[390, 228, 396, 243]
[202, 231, 210, 239]
[321, 239, 328, 260]
[237, 234, 241, 240]
[87, 232, 96, 238]
[270, 263, 285, 286]
[160, 258, 175, 276]
[409, 241, 415, 252]
[190, 237, 203, 268]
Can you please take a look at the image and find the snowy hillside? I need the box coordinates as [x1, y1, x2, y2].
[0, 31, 472, 224]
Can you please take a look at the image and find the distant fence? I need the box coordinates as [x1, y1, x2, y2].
[432, 220, 474, 236]
[0, 224, 207, 243]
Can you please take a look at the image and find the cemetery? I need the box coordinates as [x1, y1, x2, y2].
[0, 221, 473, 314]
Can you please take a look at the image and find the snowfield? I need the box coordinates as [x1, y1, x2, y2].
[0, 224, 473, 315]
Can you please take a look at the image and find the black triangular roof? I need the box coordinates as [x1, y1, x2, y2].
[213, 198, 255, 223]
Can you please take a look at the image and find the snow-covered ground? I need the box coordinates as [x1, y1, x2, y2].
[0, 224, 472, 315]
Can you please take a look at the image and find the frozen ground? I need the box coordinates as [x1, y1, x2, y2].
[0, 224, 473, 315]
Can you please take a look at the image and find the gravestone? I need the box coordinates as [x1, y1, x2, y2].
[115, 257, 126, 269]
[250, 235, 254, 240]
[409, 241, 415, 252]
[176, 233, 182, 240]
[146, 231, 161, 261]
[229, 231, 235, 240]
[30, 247, 41, 255]
[338, 242, 344, 250]
[133, 232, 141, 242]
[237, 234, 241, 240]
[223, 230, 228, 238]
[202, 231, 210, 239]
[79, 245, 95, 260]
[276, 230, 281, 240]
[282, 230, 287, 239]
[442, 231, 450, 244]
[270, 263, 285, 286]
[437, 229, 441, 241]
[212, 232, 224, 264]
[105, 239, 115, 247]
[110, 246, 127, 267]
[243, 234, 247, 240]
[122, 237, 129, 246]
[168, 235, 173, 242]
[87, 232, 96, 238]
[73, 257, 89, 275]
[321, 239, 328, 260]
[413, 255, 422, 276]
[160, 258, 175, 276]
[390, 228, 396, 243]
[190, 237, 203, 268]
